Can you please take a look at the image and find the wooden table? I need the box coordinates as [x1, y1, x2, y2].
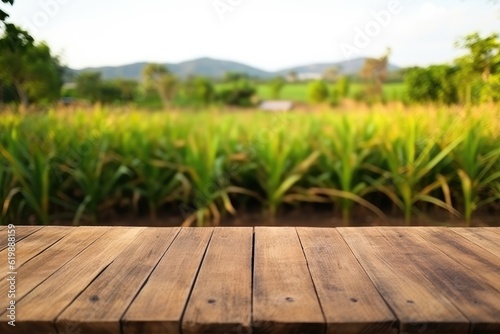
[1, 226, 499, 334]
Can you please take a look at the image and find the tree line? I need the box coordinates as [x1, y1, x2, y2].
[1, 0, 499, 108]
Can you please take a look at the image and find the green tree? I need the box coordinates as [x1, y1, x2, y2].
[217, 78, 256, 107]
[268, 77, 285, 99]
[142, 63, 178, 108]
[456, 33, 500, 82]
[0, 0, 14, 24]
[75, 72, 102, 103]
[114, 79, 138, 102]
[0, 25, 62, 108]
[405, 65, 459, 104]
[307, 80, 329, 103]
[99, 82, 122, 104]
[336, 76, 350, 98]
[184, 76, 215, 106]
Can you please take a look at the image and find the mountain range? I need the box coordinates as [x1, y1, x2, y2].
[68, 57, 401, 81]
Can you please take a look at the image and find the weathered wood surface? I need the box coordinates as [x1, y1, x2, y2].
[0, 226, 498, 334]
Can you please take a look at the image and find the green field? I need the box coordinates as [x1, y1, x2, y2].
[215, 82, 407, 102]
[1, 105, 499, 227]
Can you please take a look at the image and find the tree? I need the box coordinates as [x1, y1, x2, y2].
[114, 78, 138, 102]
[481, 74, 500, 102]
[268, 77, 285, 99]
[142, 63, 178, 108]
[405, 65, 459, 104]
[307, 80, 329, 103]
[75, 72, 102, 103]
[454, 33, 500, 103]
[184, 76, 215, 106]
[223, 72, 249, 83]
[456, 33, 500, 82]
[336, 76, 350, 98]
[0, 0, 14, 24]
[0, 25, 62, 108]
[360, 48, 391, 101]
[217, 78, 256, 107]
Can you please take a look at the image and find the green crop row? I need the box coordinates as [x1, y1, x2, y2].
[1, 105, 499, 226]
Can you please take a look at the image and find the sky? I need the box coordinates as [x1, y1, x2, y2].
[2, 0, 499, 70]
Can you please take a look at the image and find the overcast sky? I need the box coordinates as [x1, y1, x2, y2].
[2, 0, 499, 70]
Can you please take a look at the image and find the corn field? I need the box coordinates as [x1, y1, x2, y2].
[1, 105, 499, 226]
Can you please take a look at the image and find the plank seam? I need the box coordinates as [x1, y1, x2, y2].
[178, 228, 215, 334]
[0, 228, 109, 316]
[119, 227, 182, 334]
[0, 226, 44, 251]
[448, 228, 500, 260]
[376, 228, 473, 331]
[53, 229, 146, 332]
[336, 228, 400, 333]
[294, 227, 327, 334]
[250, 227, 256, 332]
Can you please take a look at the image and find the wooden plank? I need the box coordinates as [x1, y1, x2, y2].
[253, 227, 325, 334]
[0, 226, 43, 251]
[297, 227, 397, 334]
[379, 227, 500, 334]
[0, 227, 71, 279]
[182, 227, 253, 334]
[484, 227, 500, 236]
[0, 227, 108, 315]
[123, 227, 213, 334]
[0, 227, 143, 333]
[57, 228, 180, 334]
[451, 228, 500, 258]
[338, 227, 469, 334]
[413, 227, 500, 293]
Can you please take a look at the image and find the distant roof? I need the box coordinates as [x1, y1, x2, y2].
[259, 100, 294, 112]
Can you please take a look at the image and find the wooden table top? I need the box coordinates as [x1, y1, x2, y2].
[1, 226, 499, 334]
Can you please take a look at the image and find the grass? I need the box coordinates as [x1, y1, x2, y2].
[253, 82, 407, 102]
[0, 104, 499, 226]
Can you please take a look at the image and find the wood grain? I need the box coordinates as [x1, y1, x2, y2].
[379, 227, 500, 334]
[413, 227, 500, 293]
[339, 227, 469, 334]
[182, 227, 253, 334]
[451, 228, 500, 258]
[297, 227, 397, 334]
[0, 227, 71, 279]
[253, 227, 325, 334]
[57, 228, 180, 334]
[0, 227, 109, 315]
[0, 226, 498, 334]
[123, 227, 213, 334]
[0, 227, 143, 333]
[0, 226, 43, 251]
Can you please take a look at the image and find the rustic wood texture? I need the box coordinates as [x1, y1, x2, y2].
[1, 226, 499, 334]
[0, 227, 143, 333]
[0, 227, 108, 312]
[0, 226, 43, 251]
[451, 228, 500, 258]
[123, 227, 213, 334]
[57, 228, 180, 334]
[338, 227, 469, 334]
[379, 227, 500, 334]
[297, 227, 397, 334]
[0, 227, 70, 278]
[253, 227, 325, 334]
[182, 227, 253, 334]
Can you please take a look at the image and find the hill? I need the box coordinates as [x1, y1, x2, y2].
[68, 57, 401, 81]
